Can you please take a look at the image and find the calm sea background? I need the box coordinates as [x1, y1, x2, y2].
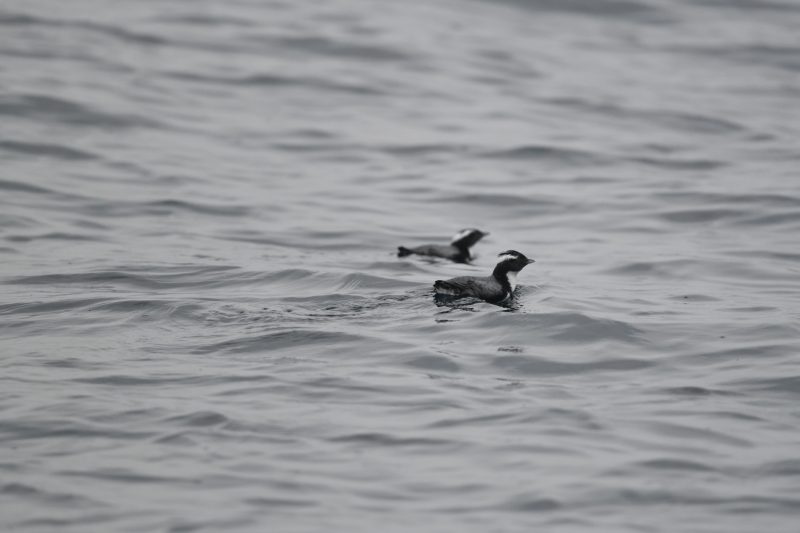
[2, 0, 800, 531]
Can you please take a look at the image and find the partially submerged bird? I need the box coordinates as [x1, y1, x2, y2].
[397, 228, 488, 263]
[433, 250, 534, 304]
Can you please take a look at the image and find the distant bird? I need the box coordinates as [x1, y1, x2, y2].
[433, 250, 534, 303]
[397, 228, 488, 263]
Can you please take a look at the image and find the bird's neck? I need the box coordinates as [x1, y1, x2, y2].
[452, 242, 471, 261]
[492, 267, 518, 292]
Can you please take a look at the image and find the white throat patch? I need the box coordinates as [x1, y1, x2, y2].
[506, 270, 518, 292]
[450, 229, 473, 244]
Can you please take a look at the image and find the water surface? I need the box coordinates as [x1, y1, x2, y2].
[2, 0, 800, 531]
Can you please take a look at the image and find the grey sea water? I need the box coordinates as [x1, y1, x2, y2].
[2, 0, 800, 531]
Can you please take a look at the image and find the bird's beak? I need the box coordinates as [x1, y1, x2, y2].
[527, 259, 536, 264]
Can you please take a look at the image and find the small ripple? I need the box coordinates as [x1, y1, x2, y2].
[667, 293, 720, 302]
[677, 344, 789, 366]
[693, 0, 800, 11]
[256, 268, 318, 283]
[0, 297, 108, 315]
[596, 488, 800, 510]
[0, 298, 205, 332]
[329, 432, 457, 448]
[7, 265, 239, 289]
[6, 271, 154, 288]
[337, 272, 420, 290]
[672, 43, 800, 73]
[653, 191, 800, 207]
[430, 192, 559, 209]
[499, 496, 562, 512]
[1, 482, 101, 506]
[604, 258, 697, 277]
[493, 355, 653, 375]
[193, 329, 368, 354]
[759, 459, 800, 476]
[0, 140, 97, 160]
[428, 412, 515, 429]
[305, 376, 388, 395]
[379, 143, 470, 157]
[86, 299, 203, 320]
[243, 497, 314, 508]
[629, 156, 725, 170]
[484, 0, 672, 23]
[645, 111, 746, 134]
[72, 375, 209, 386]
[364, 260, 432, 274]
[730, 375, 800, 396]
[60, 468, 188, 484]
[154, 14, 256, 27]
[482, 144, 607, 166]
[84, 198, 250, 217]
[0, 419, 153, 441]
[736, 211, 800, 227]
[549, 97, 746, 134]
[0, 94, 161, 129]
[404, 355, 460, 372]
[658, 386, 738, 397]
[0, 12, 40, 25]
[165, 70, 385, 96]
[657, 208, 746, 223]
[476, 311, 646, 344]
[153, 432, 197, 446]
[635, 458, 718, 472]
[646, 421, 752, 448]
[0, 10, 170, 47]
[6, 232, 106, 243]
[265, 35, 415, 62]
[0, 178, 54, 195]
[220, 232, 368, 251]
[164, 411, 229, 427]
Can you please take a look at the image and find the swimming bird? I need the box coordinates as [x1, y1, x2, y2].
[397, 228, 488, 263]
[433, 250, 534, 303]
